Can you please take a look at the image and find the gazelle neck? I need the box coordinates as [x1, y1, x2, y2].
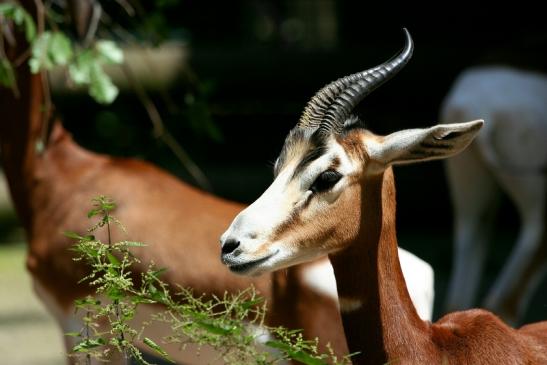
[328, 168, 432, 364]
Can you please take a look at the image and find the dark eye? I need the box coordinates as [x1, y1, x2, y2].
[309, 170, 342, 193]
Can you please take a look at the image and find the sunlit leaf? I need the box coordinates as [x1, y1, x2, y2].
[69, 49, 94, 84]
[29, 31, 52, 73]
[143, 337, 174, 363]
[72, 337, 106, 352]
[48, 32, 73, 65]
[266, 340, 326, 365]
[89, 63, 119, 104]
[196, 320, 234, 336]
[96, 40, 124, 64]
[107, 252, 121, 267]
[0, 4, 35, 41]
[63, 231, 83, 240]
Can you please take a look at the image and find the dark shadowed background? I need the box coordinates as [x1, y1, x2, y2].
[2, 0, 547, 329]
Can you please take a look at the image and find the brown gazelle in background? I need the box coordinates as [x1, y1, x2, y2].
[221, 29, 547, 364]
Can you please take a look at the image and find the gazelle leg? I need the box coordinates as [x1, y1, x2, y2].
[443, 145, 501, 312]
[482, 171, 546, 324]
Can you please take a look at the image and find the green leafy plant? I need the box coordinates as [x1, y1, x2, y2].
[67, 196, 351, 365]
[1, 3, 123, 104]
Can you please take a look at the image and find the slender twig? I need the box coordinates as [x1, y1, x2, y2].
[83, 1, 101, 47]
[105, 210, 129, 365]
[0, 18, 16, 46]
[121, 62, 212, 192]
[85, 309, 92, 365]
[113, 0, 135, 16]
[12, 47, 30, 67]
[33, 0, 45, 35]
[43, 0, 59, 32]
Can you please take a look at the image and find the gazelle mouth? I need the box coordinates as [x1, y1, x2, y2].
[227, 252, 278, 275]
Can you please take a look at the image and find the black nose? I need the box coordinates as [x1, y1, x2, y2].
[221, 239, 240, 255]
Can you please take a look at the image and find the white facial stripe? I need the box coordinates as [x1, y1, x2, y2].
[229, 167, 294, 239]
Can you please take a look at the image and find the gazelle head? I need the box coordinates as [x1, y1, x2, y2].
[220, 29, 482, 276]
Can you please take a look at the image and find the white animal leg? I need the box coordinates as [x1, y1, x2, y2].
[482, 171, 546, 324]
[444, 145, 501, 312]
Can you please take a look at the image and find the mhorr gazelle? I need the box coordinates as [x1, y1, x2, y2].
[220, 29, 547, 364]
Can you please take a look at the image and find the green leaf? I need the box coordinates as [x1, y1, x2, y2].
[0, 4, 13, 13]
[74, 297, 101, 307]
[195, 320, 234, 336]
[72, 337, 107, 352]
[149, 267, 167, 279]
[65, 332, 81, 337]
[69, 49, 94, 84]
[29, 31, 52, 73]
[107, 252, 120, 267]
[67, 44, 121, 104]
[89, 63, 119, 104]
[63, 231, 83, 240]
[20, 8, 36, 42]
[143, 337, 174, 363]
[107, 286, 124, 301]
[266, 340, 326, 365]
[241, 297, 264, 310]
[87, 208, 101, 218]
[96, 40, 124, 64]
[131, 295, 157, 305]
[48, 32, 73, 65]
[0, 59, 16, 88]
[0, 4, 35, 42]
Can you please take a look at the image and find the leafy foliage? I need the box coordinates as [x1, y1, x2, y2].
[1, 3, 123, 103]
[0, 3, 35, 42]
[67, 196, 351, 365]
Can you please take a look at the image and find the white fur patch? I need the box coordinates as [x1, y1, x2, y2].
[300, 258, 339, 301]
[300, 250, 435, 321]
[398, 248, 435, 321]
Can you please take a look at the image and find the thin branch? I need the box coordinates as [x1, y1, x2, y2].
[34, 0, 45, 35]
[114, 0, 136, 17]
[82, 0, 101, 47]
[121, 62, 213, 192]
[12, 47, 31, 67]
[0, 17, 17, 46]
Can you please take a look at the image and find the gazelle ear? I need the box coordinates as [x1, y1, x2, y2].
[367, 120, 483, 168]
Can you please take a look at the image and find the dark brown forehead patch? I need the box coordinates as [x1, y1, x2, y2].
[274, 127, 327, 177]
[337, 129, 368, 164]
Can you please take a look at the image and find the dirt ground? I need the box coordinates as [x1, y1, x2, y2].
[0, 242, 65, 365]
